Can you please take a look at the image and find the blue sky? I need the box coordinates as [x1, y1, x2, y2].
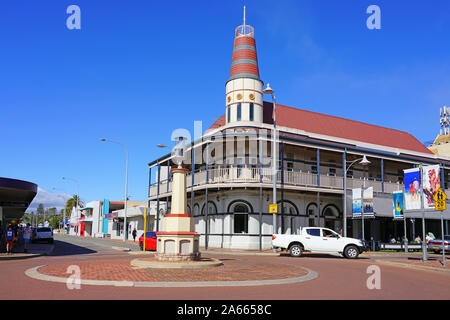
[1, 0, 449, 208]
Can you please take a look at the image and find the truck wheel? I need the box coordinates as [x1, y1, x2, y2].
[344, 245, 359, 259]
[289, 244, 303, 257]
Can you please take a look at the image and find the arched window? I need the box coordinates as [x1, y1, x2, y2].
[306, 202, 318, 216]
[322, 204, 341, 217]
[192, 203, 200, 217]
[306, 202, 318, 227]
[201, 201, 217, 215]
[277, 200, 299, 215]
[229, 201, 251, 234]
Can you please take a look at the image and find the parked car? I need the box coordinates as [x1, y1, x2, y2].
[272, 227, 366, 259]
[33, 227, 54, 244]
[427, 235, 450, 253]
[139, 231, 160, 251]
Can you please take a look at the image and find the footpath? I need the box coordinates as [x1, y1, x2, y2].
[0, 242, 54, 260]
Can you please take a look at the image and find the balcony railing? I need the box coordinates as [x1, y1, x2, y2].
[149, 166, 411, 197]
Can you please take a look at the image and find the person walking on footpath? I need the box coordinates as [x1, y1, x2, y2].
[132, 228, 137, 242]
[6, 226, 14, 254]
[23, 223, 32, 253]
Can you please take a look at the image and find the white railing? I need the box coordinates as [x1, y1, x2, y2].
[149, 166, 416, 197]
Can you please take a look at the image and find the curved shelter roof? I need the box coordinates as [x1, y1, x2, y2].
[0, 177, 38, 222]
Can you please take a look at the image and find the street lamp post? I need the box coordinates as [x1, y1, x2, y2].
[156, 144, 169, 232]
[343, 155, 371, 238]
[263, 83, 277, 243]
[53, 187, 67, 234]
[62, 177, 79, 235]
[100, 139, 129, 242]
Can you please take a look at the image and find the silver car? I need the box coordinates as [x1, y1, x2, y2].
[427, 235, 450, 253]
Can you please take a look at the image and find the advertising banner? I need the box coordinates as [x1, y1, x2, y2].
[404, 168, 421, 210]
[352, 187, 374, 217]
[393, 191, 404, 219]
[422, 165, 441, 210]
[352, 188, 361, 217]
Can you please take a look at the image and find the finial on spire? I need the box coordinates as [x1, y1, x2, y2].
[243, 5, 246, 28]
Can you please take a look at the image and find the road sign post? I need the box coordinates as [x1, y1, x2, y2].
[434, 188, 447, 267]
[143, 207, 147, 252]
[269, 204, 278, 215]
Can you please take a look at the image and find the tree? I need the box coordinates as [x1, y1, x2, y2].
[48, 215, 61, 229]
[37, 204, 44, 216]
[36, 204, 45, 226]
[21, 213, 32, 224]
[65, 195, 84, 214]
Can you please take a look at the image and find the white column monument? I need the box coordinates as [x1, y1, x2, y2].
[155, 139, 200, 261]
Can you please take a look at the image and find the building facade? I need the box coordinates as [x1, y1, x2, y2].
[147, 13, 450, 250]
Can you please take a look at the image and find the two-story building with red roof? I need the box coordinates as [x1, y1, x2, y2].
[148, 11, 450, 250]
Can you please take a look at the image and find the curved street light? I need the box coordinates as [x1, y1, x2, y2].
[100, 139, 129, 242]
[263, 83, 278, 247]
[155, 144, 170, 232]
[343, 155, 371, 237]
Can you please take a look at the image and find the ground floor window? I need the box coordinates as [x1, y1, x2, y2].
[233, 203, 249, 234]
[234, 214, 248, 233]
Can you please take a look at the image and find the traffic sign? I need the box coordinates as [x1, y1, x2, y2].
[433, 188, 447, 211]
[269, 203, 278, 214]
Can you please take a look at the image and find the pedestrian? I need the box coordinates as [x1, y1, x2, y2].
[0, 224, 3, 253]
[428, 232, 436, 240]
[6, 226, 14, 254]
[425, 232, 432, 244]
[23, 223, 32, 253]
[415, 235, 421, 244]
[12, 224, 19, 251]
[389, 235, 396, 244]
[132, 228, 137, 242]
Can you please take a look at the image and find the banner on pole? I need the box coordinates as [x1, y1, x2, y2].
[393, 191, 404, 219]
[352, 187, 374, 217]
[422, 165, 441, 210]
[404, 168, 421, 210]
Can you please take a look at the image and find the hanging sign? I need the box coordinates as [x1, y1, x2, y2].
[269, 204, 278, 214]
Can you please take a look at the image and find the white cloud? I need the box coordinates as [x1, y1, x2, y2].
[26, 187, 72, 213]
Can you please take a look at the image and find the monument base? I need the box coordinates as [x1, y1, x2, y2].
[156, 232, 200, 262]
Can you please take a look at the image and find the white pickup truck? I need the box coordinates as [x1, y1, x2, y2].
[272, 227, 366, 259]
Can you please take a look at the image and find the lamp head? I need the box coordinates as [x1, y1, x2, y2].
[99, 139, 106, 142]
[157, 144, 169, 148]
[263, 83, 274, 94]
[172, 136, 187, 168]
[359, 155, 371, 166]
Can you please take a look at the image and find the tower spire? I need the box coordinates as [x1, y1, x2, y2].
[225, 8, 263, 124]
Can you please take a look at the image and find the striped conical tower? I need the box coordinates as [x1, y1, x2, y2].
[225, 6, 264, 125]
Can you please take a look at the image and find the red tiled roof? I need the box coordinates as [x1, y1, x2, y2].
[206, 101, 433, 154]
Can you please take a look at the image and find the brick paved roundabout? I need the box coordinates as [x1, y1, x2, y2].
[25, 254, 318, 287]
